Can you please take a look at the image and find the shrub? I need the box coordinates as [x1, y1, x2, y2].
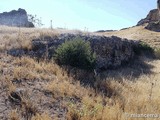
[154, 48, 160, 59]
[54, 38, 96, 70]
[133, 41, 154, 55]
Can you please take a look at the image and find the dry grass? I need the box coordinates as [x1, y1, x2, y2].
[9, 109, 20, 120]
[31, 113, 52, 120]
[0, 25, 160, 120]
[1, 55, 160, 120]
[96, 25, 160, 48]
[0, 25, 60, 51]
[0, 25, 91, 53]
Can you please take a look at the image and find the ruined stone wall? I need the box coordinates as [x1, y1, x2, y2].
[31, 34, 137, 70]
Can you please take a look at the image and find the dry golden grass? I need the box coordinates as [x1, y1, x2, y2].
[1, 54, 160, 120]
[12, 57, 58, 81]
[0, 25, 60, 52]
[0, 25, 160, 120]
[96, 25, 160, 48]
[0, 25, 91, 54]
[31, 113, 52, 120]
[9, 109, 20, 120]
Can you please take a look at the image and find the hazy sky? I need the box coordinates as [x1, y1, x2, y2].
[0, 0, 157, 31]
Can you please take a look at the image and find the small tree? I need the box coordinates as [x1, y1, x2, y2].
[54, 38, 96, 70]
[28, 14, 44, 27]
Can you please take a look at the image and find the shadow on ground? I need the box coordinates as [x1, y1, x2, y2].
[62, 56, 155, 97]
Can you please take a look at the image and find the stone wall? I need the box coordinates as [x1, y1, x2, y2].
[31, 34, 138, 70]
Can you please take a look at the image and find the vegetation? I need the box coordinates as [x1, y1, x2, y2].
[0, 25, 160, 120]
[28, 14, 44, 27]
[133, 41, 154, 55]
[154, 48, 160, 59]
[54, 38, 96, 70]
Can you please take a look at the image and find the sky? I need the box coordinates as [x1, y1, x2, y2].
[0, 0, 157, 31]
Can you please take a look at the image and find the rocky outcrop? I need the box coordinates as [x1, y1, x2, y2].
[30, 34, 138, 70]
[137, 9, 160, 32]
[0, 8, 34, 27]
[145, 21, 160, 32]
[137, 9, 159, 26]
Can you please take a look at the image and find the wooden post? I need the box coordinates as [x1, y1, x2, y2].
[50, 20, 53, 29]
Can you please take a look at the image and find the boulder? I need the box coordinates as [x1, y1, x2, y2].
[137, 8, 160, 32]
[0, 8, 34, 27]
[145, 21, 160, 32]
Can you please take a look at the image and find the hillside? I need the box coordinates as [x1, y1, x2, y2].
[0, 25, 160, 120]
[96, 25, 160, 48]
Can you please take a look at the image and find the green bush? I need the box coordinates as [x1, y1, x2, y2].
[54, 38, 96, 70]
[154, 48, 160, 59]
[133, 41, 154, 55]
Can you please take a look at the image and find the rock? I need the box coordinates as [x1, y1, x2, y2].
[31, 34, 137, 70]
[0, 8, 34, 27]
[137, 9, 159, 26]
[145, 21, 160, 32]
[7, 48, 25, 57]
[137, 8, 160, 32]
